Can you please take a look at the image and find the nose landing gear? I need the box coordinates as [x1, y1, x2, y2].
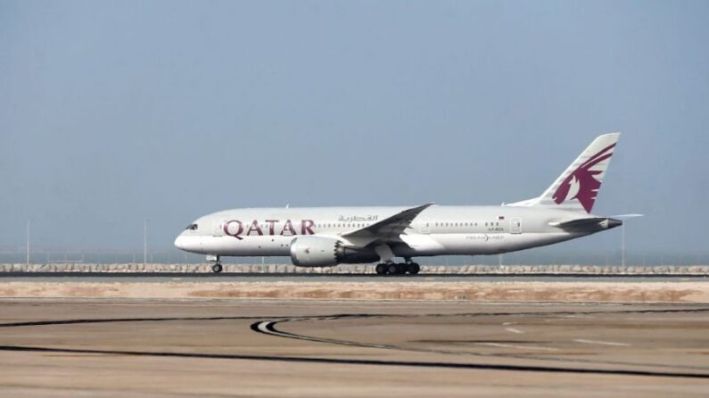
[207, 255, 223, 274]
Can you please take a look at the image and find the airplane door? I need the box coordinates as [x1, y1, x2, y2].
[510, 218, 522, 234]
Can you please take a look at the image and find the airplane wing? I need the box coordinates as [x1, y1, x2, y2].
[341, 203, 433, 246]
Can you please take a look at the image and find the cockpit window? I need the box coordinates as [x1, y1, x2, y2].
[185, 224, 198, 231]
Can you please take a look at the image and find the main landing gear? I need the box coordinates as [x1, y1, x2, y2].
[373, 246, 419, 276]
[207, 255, 223, 274]
[375, 260, 420, 276]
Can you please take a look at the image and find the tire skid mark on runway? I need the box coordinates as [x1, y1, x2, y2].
[2, 307, 708, 328]
[250, 319, 398, 350]
[248, 320, 709, 379]
[253, 318, 560, 357]
[2, 309, 709, 375]
[0, 344, 707, 380]
[250, 312, 709, 374]
[0, 316, 269, 328]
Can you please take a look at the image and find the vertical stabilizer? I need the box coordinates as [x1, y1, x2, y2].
[509, 132, 620, 213]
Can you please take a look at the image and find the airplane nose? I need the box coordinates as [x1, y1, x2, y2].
[174, 234, 188, 250]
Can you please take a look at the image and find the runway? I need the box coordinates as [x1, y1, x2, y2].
[1, 272, 707, 283]
[0, 299, 708, 397]
[1, 276, 708, 396]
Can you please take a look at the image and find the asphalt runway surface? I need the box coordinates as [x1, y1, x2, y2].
[0, 299, 707, 397]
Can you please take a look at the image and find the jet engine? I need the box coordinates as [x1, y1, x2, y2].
[289, 236, 344, 267]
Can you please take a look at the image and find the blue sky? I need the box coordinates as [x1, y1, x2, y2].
[1, 1, 708, 261]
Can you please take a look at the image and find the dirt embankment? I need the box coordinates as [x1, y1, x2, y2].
[1, 281, 708, 303]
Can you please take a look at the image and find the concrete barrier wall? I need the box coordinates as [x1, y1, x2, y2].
[1, 263, 708, 275]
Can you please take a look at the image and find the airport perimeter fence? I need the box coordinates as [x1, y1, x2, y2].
[2, 247, 709, 267]
[1, 263, 708, 275]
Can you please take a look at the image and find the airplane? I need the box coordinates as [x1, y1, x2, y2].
[175, 132, 626, 274]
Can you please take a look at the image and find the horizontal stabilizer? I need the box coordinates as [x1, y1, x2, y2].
[550, 217, 622, 232]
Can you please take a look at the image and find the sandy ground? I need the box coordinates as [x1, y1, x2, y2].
[0, 280, 708, 302]
[0, 299, 707, 397]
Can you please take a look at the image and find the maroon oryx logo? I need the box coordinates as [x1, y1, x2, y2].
[553, 143, 615, 213]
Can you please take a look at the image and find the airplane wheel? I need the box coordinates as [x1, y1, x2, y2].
[212, 263, 223, 273]
[407, 263, 420, 275]
[375, 263, 387, 275]
[386, 263, 399, 275]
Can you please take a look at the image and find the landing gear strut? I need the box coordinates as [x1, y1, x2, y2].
[207, 255, 222, 274]
[374, 260, 420, 276]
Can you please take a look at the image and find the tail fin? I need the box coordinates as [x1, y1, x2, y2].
[509, 132, 620, 213]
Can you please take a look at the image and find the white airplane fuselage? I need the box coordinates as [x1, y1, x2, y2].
[174, 205, 614, 259]
[174, 133, 626, 273]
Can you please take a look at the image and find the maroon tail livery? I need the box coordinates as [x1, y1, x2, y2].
[508, 132, 620, 213]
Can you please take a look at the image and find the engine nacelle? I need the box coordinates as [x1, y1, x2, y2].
[290, 236, 343, 267]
